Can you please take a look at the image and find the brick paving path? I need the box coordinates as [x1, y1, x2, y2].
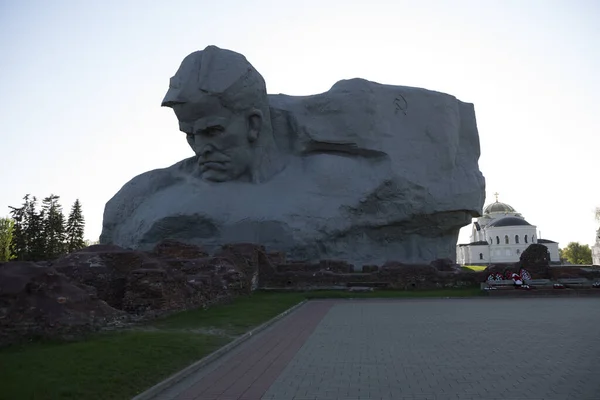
[154, 300, 334, 400]
[153, 298, 600, 400]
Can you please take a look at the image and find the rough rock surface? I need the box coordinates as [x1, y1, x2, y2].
[152, 239, 209, 259]
[260, 255, 479, 290]
[0, 262, 124, 345]
[100, 46, 485, 266]
[518, 243, 552, 279]
[51, 242, 250, 315]
[1, 241, 485, 344]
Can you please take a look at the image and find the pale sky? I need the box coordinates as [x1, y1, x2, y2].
[1, 0, 598, 251]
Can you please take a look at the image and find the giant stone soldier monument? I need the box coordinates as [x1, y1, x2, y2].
[100, 45, 486, 265]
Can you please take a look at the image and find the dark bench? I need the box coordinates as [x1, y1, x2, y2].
[557, 278, 593, 288]
[346, 282, 389, 288]
[524, 279, 553, 288]
[481, 280, 515, 290]
[347, 286, 375, 292]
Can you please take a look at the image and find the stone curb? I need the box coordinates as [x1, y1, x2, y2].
[131, 299, 308, 400]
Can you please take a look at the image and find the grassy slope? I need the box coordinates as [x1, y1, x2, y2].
[0, 332, 228, 400]
[0, 288, 479, 400]
[462, 265, 488, 271]
[304, 287, 482, 298]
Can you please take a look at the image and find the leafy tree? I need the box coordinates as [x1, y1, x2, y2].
[560, 242, 592, 265]
[42, 194, 67, 259]
[66, 199, 86, 253]
[0, 217, 15, 262]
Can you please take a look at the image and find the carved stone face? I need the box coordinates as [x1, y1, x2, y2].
[171, 97, 260, 182]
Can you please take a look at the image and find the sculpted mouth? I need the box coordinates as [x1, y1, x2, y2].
[200, 160, 229, 171]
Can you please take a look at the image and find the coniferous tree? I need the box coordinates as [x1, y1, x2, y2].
[0, 217, 15, 262]
[66, 199, 86, 253]
[25, 196, 46, 261]
[8, 195, 29, 260]
[8, 195, 87, 260]
[42, 194, 67, 259]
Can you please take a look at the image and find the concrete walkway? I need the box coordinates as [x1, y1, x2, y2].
[151, 298, 600, 400]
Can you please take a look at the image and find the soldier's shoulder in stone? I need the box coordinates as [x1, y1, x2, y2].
[113, 157, 196, 199]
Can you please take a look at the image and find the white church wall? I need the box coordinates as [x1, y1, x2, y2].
[485, 225, 537, 246]
[456, 245, 490, 265]
[488, 245, 524, 263]
[468, 245, 489, 264]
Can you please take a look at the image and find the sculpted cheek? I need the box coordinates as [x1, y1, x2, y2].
[220, 131, 246, 149]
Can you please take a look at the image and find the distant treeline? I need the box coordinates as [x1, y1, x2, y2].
[0, 194, 86, 262]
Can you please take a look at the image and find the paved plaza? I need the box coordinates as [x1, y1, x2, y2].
[151, 298, 600, 400]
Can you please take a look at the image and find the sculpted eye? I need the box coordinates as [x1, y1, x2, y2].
[205, 126, 224, 135]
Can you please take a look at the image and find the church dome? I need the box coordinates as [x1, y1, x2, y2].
[487, 217, 531, 227]
[484, 201, 516, 214]
[483, 194, 518, 215]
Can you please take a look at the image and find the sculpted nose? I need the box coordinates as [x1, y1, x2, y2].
[200, 143, 215, 156]
[163, 100, 185, 107]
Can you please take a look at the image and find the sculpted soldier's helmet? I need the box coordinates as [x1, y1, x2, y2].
[161, 45, 268, 113]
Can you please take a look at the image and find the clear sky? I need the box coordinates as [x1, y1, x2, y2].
[1, 0, 599, 250]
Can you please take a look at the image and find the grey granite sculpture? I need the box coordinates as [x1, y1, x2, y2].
[100, 45, 486, 266]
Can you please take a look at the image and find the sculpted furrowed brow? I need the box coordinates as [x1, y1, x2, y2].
[192, 117, 229, 134]
[161, 45, 284, 183]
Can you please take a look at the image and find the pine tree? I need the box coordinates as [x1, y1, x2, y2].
[42, 194, 67, 260]
[24, 196, 45, 261]
[0, 217, 15, 262]
[8, 195, 28, 261]
[8, 194, 43, 261]
[66, 199, 86, 253]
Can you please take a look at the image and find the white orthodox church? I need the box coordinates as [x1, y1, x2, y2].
[456, 194, 560, 265]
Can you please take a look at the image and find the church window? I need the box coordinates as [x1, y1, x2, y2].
[524, 235, 528, 243]
[479, 253, 483, 260]
[515, 235, 519, 244]
[505, 235, 509, 244]
[496, 236, 500, 244]
[532, 236, 536, 243]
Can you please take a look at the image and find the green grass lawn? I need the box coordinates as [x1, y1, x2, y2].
[152, 292, 305, 334]
[0, 332, 228, 400]
[303, 287, 483, 299]
[0, 288, 479, 400]
[462, 265, 488, 272]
